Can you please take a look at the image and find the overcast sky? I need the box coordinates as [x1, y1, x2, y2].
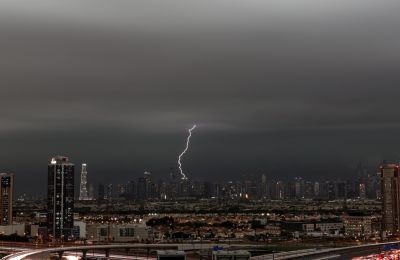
[1, 0, 400, 195]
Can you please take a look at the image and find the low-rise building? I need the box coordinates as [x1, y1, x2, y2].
[343, 213, 374, 238]
[73, 221, 87, 239]
[282, 221, 314, 233]
[265, 225, 281, 236]
[0, 224, 25, 236]
[282, 220, 343, 236]
[30, 224, 47, 238]
[315, 219, 343, 234]
[87, 223, 152, 242]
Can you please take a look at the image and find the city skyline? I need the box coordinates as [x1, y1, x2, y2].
[1, 154, 392, 197]
[13, 155, 382, 200]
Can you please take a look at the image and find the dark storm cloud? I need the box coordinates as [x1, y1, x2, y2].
[1, 0, 400, 194]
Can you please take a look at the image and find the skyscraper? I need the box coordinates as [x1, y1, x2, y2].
[105, 183, 113, 201]
[261, 174, 268, 199]
[314, 181, 320, 198]
[275, 181, 285, 200]
[47, 156, 75, 241]
[380, 163, 400, 236]
[294, 177, 304, 199]
[88, 183, 95, 200]
[79, 163, 89, 200]
[126, 180, 136, 200]
[98, 183, 105, 201]
[0, 173, 13, 225]
[136, 177, 147, 200]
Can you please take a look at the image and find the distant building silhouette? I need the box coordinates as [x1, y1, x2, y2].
[97, 183, 105, 201]
[79, 163, 89, 200]
[137, 177, 147, 200]
[106, 183, 113, 201]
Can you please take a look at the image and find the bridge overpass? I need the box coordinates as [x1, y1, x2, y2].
[0, 243, 263, 260]
[250, 241, 400, 259]
[2, 241, 400, 260]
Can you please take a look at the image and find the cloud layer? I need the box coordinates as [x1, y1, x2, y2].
[1, 0, 399, 194]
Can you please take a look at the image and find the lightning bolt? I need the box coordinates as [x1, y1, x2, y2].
[178, 124, 197, 180]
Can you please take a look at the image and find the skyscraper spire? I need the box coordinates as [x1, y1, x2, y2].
[79, 163, 89, 200]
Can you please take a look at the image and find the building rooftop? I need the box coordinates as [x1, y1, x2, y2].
[49, 156, 73, 165]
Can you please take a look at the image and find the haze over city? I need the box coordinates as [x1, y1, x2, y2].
[2, 1, 400, 260]
[2, 0, 400, 195]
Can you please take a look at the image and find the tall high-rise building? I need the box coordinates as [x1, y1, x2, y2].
[106, 183, 113, 201]
[380, 163, 400, 236]
[0, 173, 13, 225]
[294, 177, 304, 199]
[126, 181, 136, 200]
[275, 181, 285, 200]
[314, 181, 320, 198]
[97, 183, 105, 201]
[47, 156, 75, 240]
[137, 177, 147, 200]
[79, 163, 89, 200]
[88, 183, 95, 200]
[144, 171, 151, 181]
[261, 174, 268, 198]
